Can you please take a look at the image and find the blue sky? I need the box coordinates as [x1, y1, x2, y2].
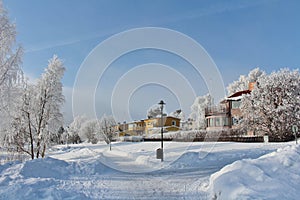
[3, 0, 300, 123]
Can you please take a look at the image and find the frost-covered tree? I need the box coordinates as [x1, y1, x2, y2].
[227, 68, 265, 95]
[169, 109, 185, 121]
[247, 67, 265, 82]
[227, 75, 248, 96]
[98, 115, 116, 150]
[66, 115, 87, 144]
[34, 55, 65, 157]
[79, 118, 98, 143]
[147, 106, 162, 118]
[241, 69, 300, 140]
[0, 1, 23, 143]
[6, 81, 35, 158]
[53, 126, 64, 144]
[189, 94, 213, 130]
[0, 2, 22, 88]
[7, 56, 65, 159]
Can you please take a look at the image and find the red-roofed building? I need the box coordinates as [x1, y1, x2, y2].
[205, 83, 254, 132]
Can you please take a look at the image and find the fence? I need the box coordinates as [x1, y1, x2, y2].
[144, 135, 296, 143]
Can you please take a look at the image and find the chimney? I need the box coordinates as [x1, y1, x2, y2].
[248, 82, 256, 91]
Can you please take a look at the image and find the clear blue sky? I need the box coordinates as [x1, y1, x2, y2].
[3, 0, 300, 123]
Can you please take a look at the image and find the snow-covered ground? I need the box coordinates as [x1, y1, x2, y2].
[0, 141, 298, 199]
[206, 144, 300, 200]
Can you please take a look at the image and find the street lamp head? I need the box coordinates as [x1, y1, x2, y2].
[158, 100, 165, 106]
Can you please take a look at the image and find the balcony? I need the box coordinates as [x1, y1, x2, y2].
[205, 105, 230, 116]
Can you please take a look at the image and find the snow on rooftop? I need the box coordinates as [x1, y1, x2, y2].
[225, 96, 243, 101]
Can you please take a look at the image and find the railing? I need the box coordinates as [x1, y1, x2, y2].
[205, 105, 229, 115]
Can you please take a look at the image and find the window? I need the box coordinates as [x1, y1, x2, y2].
[232, 117, 240, 125]
[172, 120, 176, 126]
[128, 124, 135, 130]
[223, 117, 229, 126]
[207, 117, 229, 127]
[208, 118, 215, 127]
[215, 118, 221, 127]
[232, 101, 241, 109]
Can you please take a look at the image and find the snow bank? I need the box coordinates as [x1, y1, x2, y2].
[0, 156, 119, 199]
[168, 148, 272, 171]
[0, 157, 86, 199]
[21, 157, 70, 179]
[207, 144, 300, 199]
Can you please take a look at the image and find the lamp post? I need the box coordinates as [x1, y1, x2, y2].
[292, 125, 298, 145]
[158, 100, 165, 161]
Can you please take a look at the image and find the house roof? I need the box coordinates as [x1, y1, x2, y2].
[228, 90, 251, 98]
[220, 90, 251, 103]
[144, 116, 180, 121]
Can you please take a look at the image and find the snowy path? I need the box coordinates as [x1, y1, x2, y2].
[49, 144, 215, 199]
[57, 170, 212, 200]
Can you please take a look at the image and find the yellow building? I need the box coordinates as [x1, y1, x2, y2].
[144, 116, 180, 135]
[127, 120, 145, 136]
[116, 116, 180, 136]
[115, 122, 129, 137]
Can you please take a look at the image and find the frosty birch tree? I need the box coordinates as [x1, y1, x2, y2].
[98, 115, 116, 150]
[7, 81, 35, 159]
[227, 68, 265, 95]
[0, 1, 23, 143]
[35, 55, 65, 158]
[241, 69, 300, 140]
[8, 56, 65, 159]
[189, 94, 213, 130]
[0, 2, 22, 88]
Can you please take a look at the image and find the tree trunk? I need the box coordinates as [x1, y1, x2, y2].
[41, 143, 46, 158]
[27, 112, 34, 160]
[36, 140, 40, 158]
[36, 92, 47, 159]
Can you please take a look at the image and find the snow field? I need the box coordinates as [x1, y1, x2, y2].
[0, 141, 297, 199]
